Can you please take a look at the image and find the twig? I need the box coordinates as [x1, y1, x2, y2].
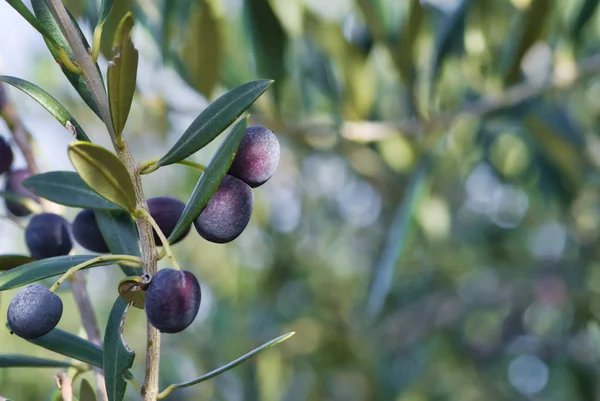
[44, 1, 160, 399]
[0, 81, 108, 401]
[55, 372, 73, 401]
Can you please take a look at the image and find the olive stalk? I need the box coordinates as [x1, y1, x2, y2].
[44, 1, 161, 398]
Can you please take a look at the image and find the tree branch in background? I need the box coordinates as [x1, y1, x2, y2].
[0, 81, 108, 401]
[276, 52, 600, 143]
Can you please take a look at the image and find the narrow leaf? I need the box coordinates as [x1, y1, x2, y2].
[68, 142, 137, 213]
[0, 255, 35, 271]
[168, 116, 249, 243]
[99, 0, 134, 59]
[0, 255, 114, 291]
[108, 12, 139, 139]
[503, 0, 553, 86]
[31, 0, 104, 118]
[571, 0, 599, 40]
[179, 0, 222, 98]
[366, 155, 433, 319]
[94, 210, 141, 277]
[98, 0, 116, 27]
[0, 76, 89, 141]
[27, 328, 103, 368]
[158, 80, 271, 166]
[104, 297, 135, 401]
[245, 0, 286, 98]
[0, 354, 73, 368]
[79, 379, 97, 401]
[5, 0, 63, 48]
[162, 332, 294, 395]
[22, 171, 122, 211]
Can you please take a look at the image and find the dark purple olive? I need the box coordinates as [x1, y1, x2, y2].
[144, 268, 201, 333]
[193, 175, 253, 244]
[0, 137, 13, 176]
[228, 126, 280, 188]
[25, 213, 72, 260]
[147, 197, 190, 245]
[3, 169, 39, 217]
[7, 283, 63, 339]
[72, 209, 109, 253]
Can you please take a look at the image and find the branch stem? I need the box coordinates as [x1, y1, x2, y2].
[44, 1, 161, 399]
[135, 208, 182, 271]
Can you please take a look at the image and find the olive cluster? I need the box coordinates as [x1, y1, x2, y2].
[3, 126, 280, 337]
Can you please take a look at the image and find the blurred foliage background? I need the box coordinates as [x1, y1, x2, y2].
[1, 0, 600, 399]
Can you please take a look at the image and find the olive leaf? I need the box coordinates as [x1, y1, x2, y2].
[158, 80, 271, 166]
[68, 142, 137, 213]
[22, 171, 121, 211]
[104, 297, 135, 401]
[108, 12, 139, 139]
[0, 76, 89, 141]
[168, 116, 249, 243]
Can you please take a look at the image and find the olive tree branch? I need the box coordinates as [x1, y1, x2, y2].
[44, 1, 161, 399]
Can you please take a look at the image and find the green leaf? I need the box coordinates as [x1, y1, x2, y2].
[5, 0, 63, 48]
[168, 116, 249, 243]
[31, 0, 104, 118]
[430, 0, 470, 89]
[178, 0, 222, 98]
[68, 142, 137, 213]
[108, 12, 139, 139]
[22, 171, 122, 211]
[245, 0, 287, 98]
[0, 255, 36, 271]
[503, 0, 553, 86]
[571, 0, 599, 40]
[157, 80, 272, 166]
[0, 255, 115, 291]
[27, 328, 103, 368]
[104, 297, 135, 401]
[79, 379, 97, 401]
[159, 332, 294, 396]
[0, 76, 89, 142]
[94, 210, 141, 277]
[0, 354, 73, 368]
[98, 0, 116, 27]
[100, 0, 134, 59]
[366, 154, 433, 319]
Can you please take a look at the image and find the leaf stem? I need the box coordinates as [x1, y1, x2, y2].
[175, 160, 207, 172]
[157, 332, 295, 399]
[49, 255, 142, 292]
[134, 208, 182, 271]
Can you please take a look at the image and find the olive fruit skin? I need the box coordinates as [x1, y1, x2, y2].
[228, 126, 280, 188]
[0, 137, 13, 176]
[193, 175, 253, 244]
[7, 283, 63, 339]
[144, 268, 201, 333]
[3, 169, 38, 217]
[72, 209, 109, 253]
[147, 197, 190, 245]
[25, 213, 73, 260]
